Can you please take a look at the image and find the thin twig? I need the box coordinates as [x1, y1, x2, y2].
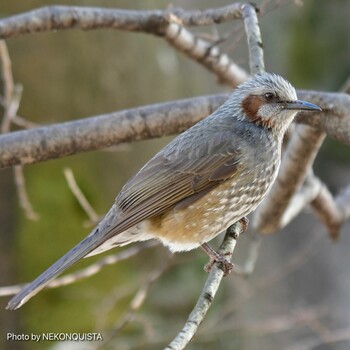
[63, 167, 99, 224]
[99, 252, 173, 349]
[13, 165, 40, 221]
[1, 84, 22, 133]
[0, 242, 157, 297]
[0, 41, 39, 221]
[0, 40, 13, 106]
[165, 220, 246, 350]
[11, 114, 40, 129]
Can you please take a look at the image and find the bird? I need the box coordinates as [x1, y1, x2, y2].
[6, 72, 321, 310]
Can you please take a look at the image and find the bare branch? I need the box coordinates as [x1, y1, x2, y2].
[241, 3, 265, 74]
[13, 165, 40, 221]
[308, 183, 350, 239]
[256, 171, 350, 240]
[0, 4, 244, 40]
[165, 23, 248, 87]
[0, 242, 157, 297]
[165, 220, 245, 350]
[311, 182, 343, 239]
[0, 91, 349, 169]
[0, 5, 251, 89]
[296, 90, 350, 145]
[341, 76, 350, 94]
[1, 84, 22, 133]
[63, 167, 99, 224]
[0, 94, 227, 168]
[279, 172, 321, 228]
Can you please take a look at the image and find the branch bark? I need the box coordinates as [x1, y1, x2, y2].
[241, 3, 264, 74]
[296, 90, 350, 145]
[0, 91, 349, 169]
[0, 4, 244, 39]
[164, 23, 248, 87]
[165, 221, 245, 350]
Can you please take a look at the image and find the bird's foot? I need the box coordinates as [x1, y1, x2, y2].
[202, 243, 233, 276]
[239, 216, 249, 233]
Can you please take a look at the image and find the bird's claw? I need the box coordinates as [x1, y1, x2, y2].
[204, 253, 234, 276]
[239, 217, 249, 232]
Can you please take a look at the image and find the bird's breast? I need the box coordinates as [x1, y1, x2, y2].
[146, 144, 280, 252]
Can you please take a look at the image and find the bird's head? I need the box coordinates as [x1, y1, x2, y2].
[234, 73, 321, 136]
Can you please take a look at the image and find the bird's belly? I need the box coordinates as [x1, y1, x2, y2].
[146, 163, 278, 252]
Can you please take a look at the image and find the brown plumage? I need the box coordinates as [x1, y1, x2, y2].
[7, 73, 321, 310]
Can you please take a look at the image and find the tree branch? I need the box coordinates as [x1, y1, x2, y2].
[164, 23, 248, 87]
[0, 94, 225, 168]
[63, 167, 99, 224]
[311, 183, 350, 239]
[0, 5, 251, 89]
[0, 91, 349, 169]
[0, 4, 244, 40]
[0, 242, 157, 297]
[241, 3, 264, 74]
[278, 172, 322, 228]
[165, 220, 245, 350]
[296, 90, 350, 145]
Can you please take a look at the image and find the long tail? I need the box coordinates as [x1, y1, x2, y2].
[7, 227, 105, 310]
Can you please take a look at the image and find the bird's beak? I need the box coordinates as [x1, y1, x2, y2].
[282, 100, 322, 112]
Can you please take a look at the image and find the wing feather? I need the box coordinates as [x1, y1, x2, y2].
[101, 131, 243, 238]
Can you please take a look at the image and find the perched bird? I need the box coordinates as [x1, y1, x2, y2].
[7, 73, 321, 310]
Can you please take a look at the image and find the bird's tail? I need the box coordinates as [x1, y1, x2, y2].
[6, 228, 105, 310]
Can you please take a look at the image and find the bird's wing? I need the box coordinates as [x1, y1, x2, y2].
[7, 130, 242, 310]
[105, 130, 243, 235]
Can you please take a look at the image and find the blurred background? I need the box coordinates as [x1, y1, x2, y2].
[0, 0, 349, 349]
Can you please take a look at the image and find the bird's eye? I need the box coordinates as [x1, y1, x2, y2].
[264, 92, 275, 101]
